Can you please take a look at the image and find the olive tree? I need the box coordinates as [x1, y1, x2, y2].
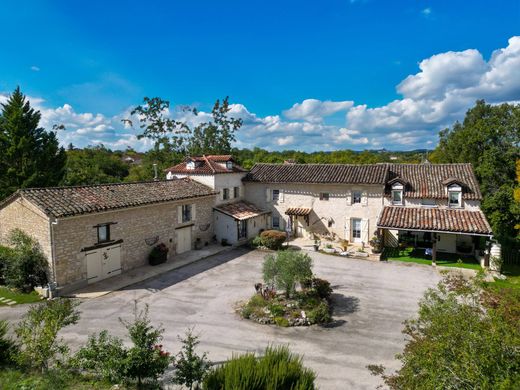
[263, 251, 313, 298]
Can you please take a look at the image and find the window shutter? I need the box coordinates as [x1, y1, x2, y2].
[177, 205, 182, 224]
[267, 215, 272, 228]
[361, 219, 369, 243]
[346, 191, 352, 205]
[266, 188, 271, 202]
[345, 218, 351, 241]
[192, 204, 196, 221]
[362, 191, 368, 206]
[279, 189, 284, 203]
[220, 189, 224, 201]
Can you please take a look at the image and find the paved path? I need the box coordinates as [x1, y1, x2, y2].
[0, 248, 443, 389]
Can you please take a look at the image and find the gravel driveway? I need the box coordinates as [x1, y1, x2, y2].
[0, 248, 442, 389]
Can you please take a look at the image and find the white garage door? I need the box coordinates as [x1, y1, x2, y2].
[86, 243, 122, 284]
[176, 227, 192, 254]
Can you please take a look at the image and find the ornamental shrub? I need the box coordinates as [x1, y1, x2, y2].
[260, 230, 287, 250]
[0, 246, 15, 285]
[263, 250, 313, 297]
[172, 328, 211, 390]
[203, 345, 316, 390]
[4, 229, 48, 292]
[311, 277, 333, 300]
[148, 243, 168, 266]
[307, 301, 331, 324]
[0, 320, 17, 366]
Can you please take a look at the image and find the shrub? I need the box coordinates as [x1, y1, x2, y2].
[274, 317, 290, 327]
[369, 231, 383, 254]
[172, 328, 211, 389]
[250, 235, 264, 248]
[4, 229, 48, 292]
[307, 301, 331, 324]
[203, 346, 316, 389]
[0, 246, 15, 285]
[369, 274, 520, 389]
[119, 302, 172, 385]
[263, 251, 313, 297]
[15, 298, 80, 371]
[260, 230, 287, 250]
[148, 243, 168, 266]
[268, 303, 285, 317]
[70, 330, 127, 383]
[241, 294, 267, 319]
[311, 277, 333, 300]
[0, 320, 17, 366]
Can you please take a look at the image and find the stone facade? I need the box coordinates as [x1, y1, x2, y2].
[0, 196, 53, 263]
[244, 182, 384, 243]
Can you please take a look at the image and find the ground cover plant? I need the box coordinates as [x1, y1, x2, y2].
[240, 250, 333, 326]
[203, 345, 316, 390]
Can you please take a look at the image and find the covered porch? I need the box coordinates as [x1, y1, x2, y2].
[377, 206, 493, 267]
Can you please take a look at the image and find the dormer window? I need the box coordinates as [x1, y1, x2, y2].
[391, 183, 404, 205]
[186, 161, 195, 170]
[448, 184, 462, 208]
[226, 161, 233, 170]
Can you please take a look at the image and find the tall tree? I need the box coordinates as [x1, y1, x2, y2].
[0, 87, 66, 199]
[188, 97, 242, 155]
[431, 100, 520, 243]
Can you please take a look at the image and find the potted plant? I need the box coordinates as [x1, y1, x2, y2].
[149, 243, 169, 266]
[313, 236, 320, 251]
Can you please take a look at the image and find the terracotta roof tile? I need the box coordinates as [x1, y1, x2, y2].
[285, 207, 312, 216]
[214, 201, 269, 220]
[165, 155, 247, 175]
[7, 179, 216, 218]
[377, 206, 492, 235]
[244, 163, 389, 184]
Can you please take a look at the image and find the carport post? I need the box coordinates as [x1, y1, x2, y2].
[432, 234, 438, 266]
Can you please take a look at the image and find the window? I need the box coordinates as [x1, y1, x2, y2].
[449, 191, 461, 207]
[97, 224, 110, 244]
[234, 186, 240, 198]
[182, 204, 192, 223]
[272, 189, 280, 201]
[238, 220, 247, 239]
[320, 192, 330, 201]
[223, 188, 230, 200]
[352, 219, 361, 239]
[272, 216, 280, 229]
[186, 161, 195, 170]
[392, 190, 403, 205]
[352, 191, 362, 204]
[226, 161, 233, 170]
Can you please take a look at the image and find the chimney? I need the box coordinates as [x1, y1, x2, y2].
[153, 163, 158, 181]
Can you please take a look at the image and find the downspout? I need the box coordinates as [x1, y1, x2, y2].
[49, 218, 58, 297]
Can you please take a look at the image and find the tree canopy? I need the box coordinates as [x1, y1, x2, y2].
[0, 87, 66, 199]
[431, 100, 520, 244]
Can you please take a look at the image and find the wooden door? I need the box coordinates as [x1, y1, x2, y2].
[177, 227, 192, 254]
[102, 245, 121, 278]
[86, 250, 101, 284]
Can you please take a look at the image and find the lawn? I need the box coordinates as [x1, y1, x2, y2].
[386, 247, 482, 270]
[0, 286, 42, 306]
[487, 264, 520, 291]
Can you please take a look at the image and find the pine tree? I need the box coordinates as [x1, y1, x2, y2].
[0, 87, 66, 199]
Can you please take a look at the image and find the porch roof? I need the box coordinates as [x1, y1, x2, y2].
[214, 201, 269, 221]
[285, 207, 312, 216]
[377, 206, 492, 236]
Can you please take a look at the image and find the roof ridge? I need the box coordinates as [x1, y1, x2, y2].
[18, 178, 186, 192]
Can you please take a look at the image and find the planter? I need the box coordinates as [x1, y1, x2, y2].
[313, 245, 320, 251]
[149, 243, 169, 266]
[353, 251, 369, 257]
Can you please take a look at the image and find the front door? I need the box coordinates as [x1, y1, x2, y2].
[352, 218, 362, 243]
[176, 227, 192, 254]
[86, 243, 122, 284]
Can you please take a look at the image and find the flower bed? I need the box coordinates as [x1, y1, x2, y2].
[239, 278, 333, 327]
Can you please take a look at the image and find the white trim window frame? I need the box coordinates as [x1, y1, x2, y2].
[272, 189, 280, 202]
[448, 189, 462, 208]
[391, 183, 404, 205]
[352, 190, 362, 204]
[181, 204, 192, 223]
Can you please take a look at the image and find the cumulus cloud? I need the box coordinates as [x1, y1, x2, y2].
[283, 99, 354, 123]
[30, 66, 40, 72]
[1, 37, 519, 152]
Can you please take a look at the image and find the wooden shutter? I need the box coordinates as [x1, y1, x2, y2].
[220, 189, 224, 201]
[345, 218, 351, 241]
[192, 204, 196, 221]
[177, 205, 183, 224]
[267, 215, 272, 228]
[361, 219, 369, 243]
[346, 191, 352, 205]
[266, 188, 271, 202]
[362, 191, 368, 206]
[279, 189, 284, 203]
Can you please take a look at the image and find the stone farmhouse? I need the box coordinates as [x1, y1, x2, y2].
[0, 154, 492, 294]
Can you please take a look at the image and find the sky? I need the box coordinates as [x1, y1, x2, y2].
[0, 0, 519, 152]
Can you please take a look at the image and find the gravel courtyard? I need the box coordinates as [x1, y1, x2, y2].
[1, 248, 442, 389]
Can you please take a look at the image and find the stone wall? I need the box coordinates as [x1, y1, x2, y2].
[52, 195, 215, 291]
[0, 196, 52, 266]
[244, 182, 384, 243]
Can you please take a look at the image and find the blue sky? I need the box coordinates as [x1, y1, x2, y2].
[1, 0, 519, 151]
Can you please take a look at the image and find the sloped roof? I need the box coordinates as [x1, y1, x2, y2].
[214, 201, 269, 220]
[377, 206, 492, 235]
[386, 164, 482, 200]
[165, 155, 247, 175]
[2, 179, 216, 219]
[285, 207, 312, 216]
[244, 163, 389, 184]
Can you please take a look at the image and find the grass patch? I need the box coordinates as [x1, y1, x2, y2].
[0, 368, 114, 390]
[487, 264, 520, 291]
[387, 247, 481, 270]
[0, 286, 42, 306]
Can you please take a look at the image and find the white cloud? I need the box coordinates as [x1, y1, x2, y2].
[276, 136, 295, 146]
[30, 66, 40, 72]
[421, 7, 432, 16]
[283, 99, 354, 123]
